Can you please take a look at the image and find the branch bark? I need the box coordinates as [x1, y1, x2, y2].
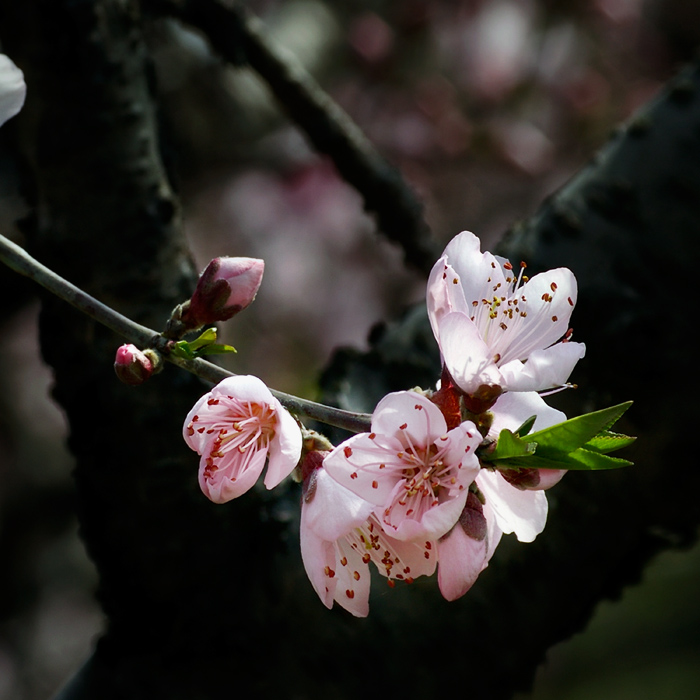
[148, 0, 438, 275]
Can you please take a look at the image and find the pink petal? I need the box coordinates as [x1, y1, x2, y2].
[371, 391, 448, 446]
[332, 538, 371, 617]
[299, 514, 337, 609]
[263, 398, 302, 489]
[386, 490, 469, 542]
[199, 446, 267, 503]
[436, 522, 488, 601]
[323, 433, 404, 505]
[303, 467, 374, 541]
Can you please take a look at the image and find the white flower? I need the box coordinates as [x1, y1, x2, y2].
[427, 231, 585, 397]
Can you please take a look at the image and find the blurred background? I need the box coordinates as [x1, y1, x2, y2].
[1, 0, 699, 697]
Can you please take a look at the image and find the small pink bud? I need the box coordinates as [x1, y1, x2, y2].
[181, 257, 264, 329]
[114, 344, 155, 386]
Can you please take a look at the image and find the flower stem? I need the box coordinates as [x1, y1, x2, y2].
[0, 234, 372, 433]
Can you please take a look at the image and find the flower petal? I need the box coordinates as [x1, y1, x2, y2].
[437, 521, 488, 601]
[263, 398, 302, 489]
[199, 445, 267, 503]
[441, 231, 506, 310]
[299, 514, 338, 610]
[477, 469, 548, 542]
[489, 391, 567, 436]
[304, 467, 374, 541]
[386, 489, 469, 542]
[323, 433, 404, 506]
[438, 312, 502, 395]
[498, 268, 578, 363]
[499, 341, 585, 391]
[371, 391, 448, 447]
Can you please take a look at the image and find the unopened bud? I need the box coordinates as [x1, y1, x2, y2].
[114, 344, 161, 386]
[180, 257, 264, 330]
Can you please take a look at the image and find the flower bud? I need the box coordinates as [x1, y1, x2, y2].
[180, 257, 264, 330]
[114, 344, 158, 386]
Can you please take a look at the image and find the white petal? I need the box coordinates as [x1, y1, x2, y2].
[426, 257, 470, 338]
[442, 231, 506, 308]
[0, 54, 26, 127]
[489, 391, 567, 437]
[476, 469, 548, 542]
[304, 467, 374, 541]
[499, 341, 585, 391]
[438, 312, 502, 394]
[497, 268, 578, 364]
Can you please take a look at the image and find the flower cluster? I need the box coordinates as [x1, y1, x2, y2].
[180, 231, 631, 617]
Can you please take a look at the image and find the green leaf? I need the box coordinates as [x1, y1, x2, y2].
[514, 414, 537, 437]
[486, 429, 536, 463]
[524, 401, 633, 455]
[198, 343, 237, 356]
[168, 328, 237, 359]
[187, 327, 219, 351]
[483, 401, 636, 472]
[169, 340, 196, 360]
[584, 430, 636, 454]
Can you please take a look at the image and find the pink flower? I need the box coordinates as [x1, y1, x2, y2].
[427, 231, 585, 397]
[0, 53, 26, 127]
[113, 344, 157, 385]
[323, 391, 482, 542]
[300, 456, 436, 617]
[183, 375, 302, 503]
[181, 257, 264, 329]
[477, 391, 568, 542]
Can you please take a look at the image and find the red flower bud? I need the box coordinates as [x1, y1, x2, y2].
[181, 257, 264, 329]
[114, 344, 156, 386]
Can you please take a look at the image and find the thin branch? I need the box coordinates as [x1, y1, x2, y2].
[0, 234, 372, 434]
[148, 0, 438, 275]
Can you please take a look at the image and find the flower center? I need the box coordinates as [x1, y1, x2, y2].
[191, 395, 277, 480]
